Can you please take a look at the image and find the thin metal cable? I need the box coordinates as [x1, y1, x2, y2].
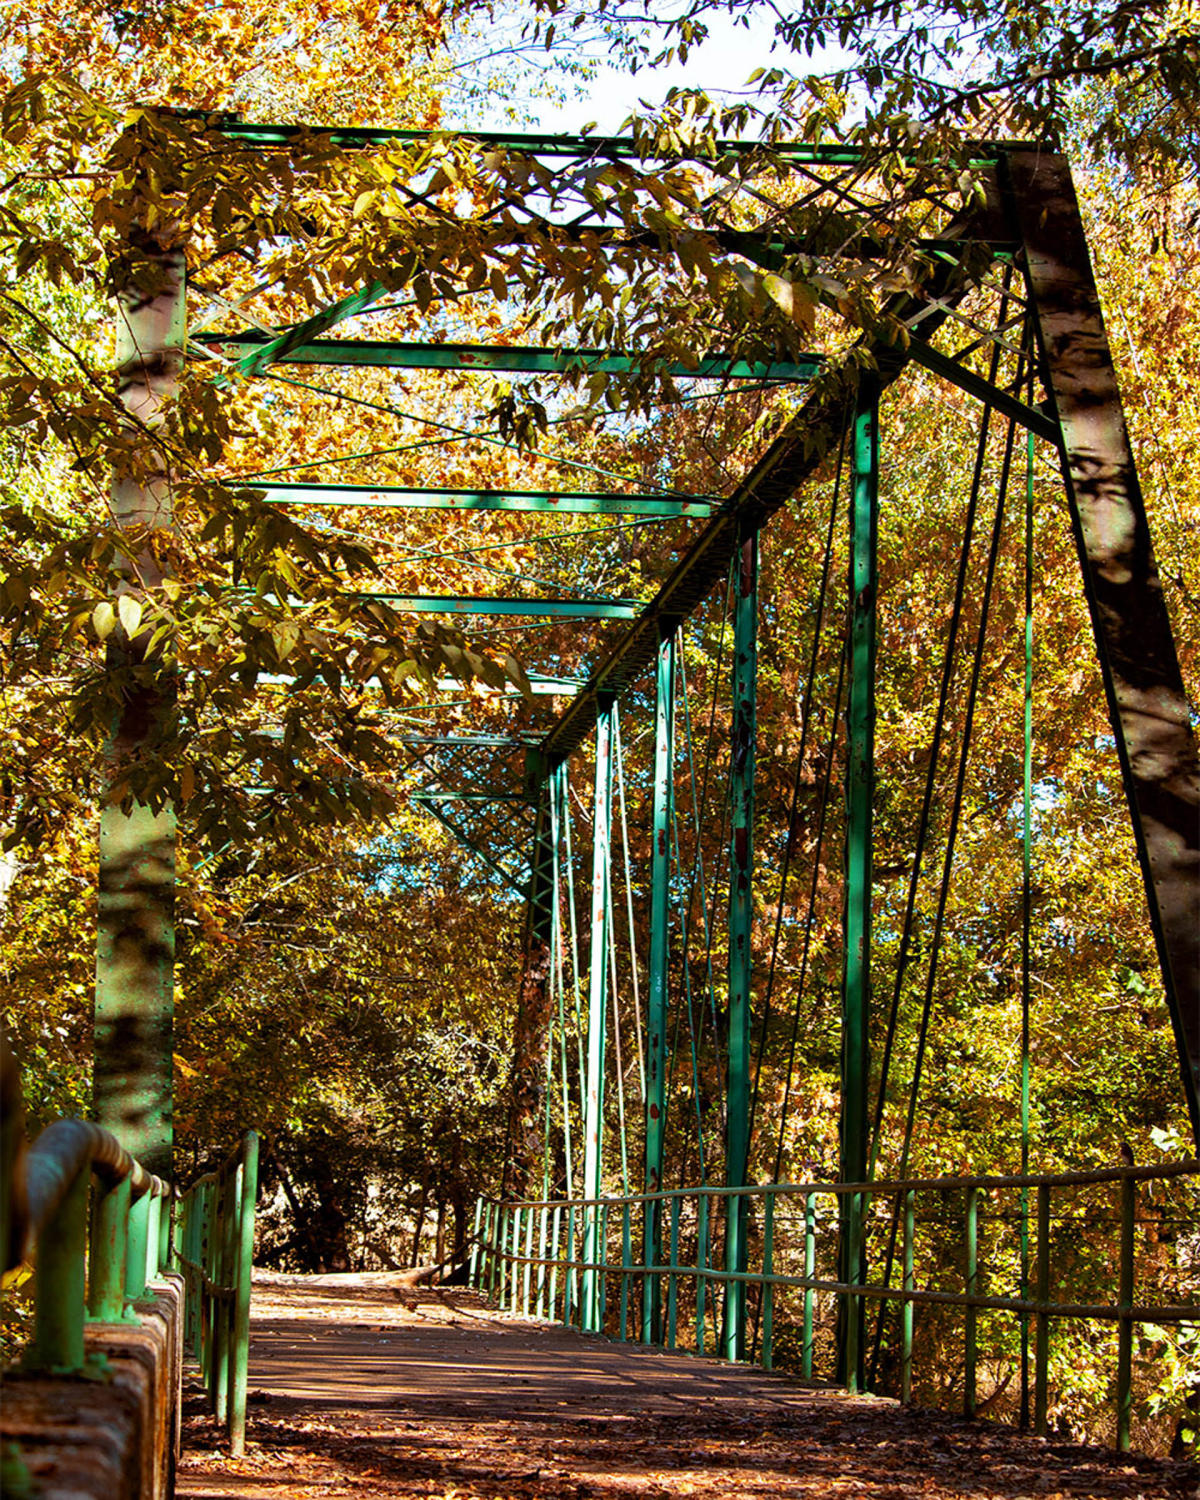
[561, 770, 587, 1086]
[866, 273, 1016, 1176]
[613, 708, 647, 1100]
[867, 398, 1022, 1385]
[747, 428, 847, 1160]
[770, 639, 850, 1185]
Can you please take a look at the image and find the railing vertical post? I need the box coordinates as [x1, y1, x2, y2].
[839, 379, 878, 1391]
[213, 1168, 236, 1424]
[762, 1191, 775, 1371]
[537, 1203, 550, 1319]
[487, 1203, 500, 1301]
[582, 698, 614, 1334]
[619, 1201, 632, 1341]
[1116, 1175, 1136, 1452]
[965, 1185, 979, 1418]
[87, 1172, 131, 1322]
[802, 1192, 816, 1379]
[30, 1168, 88, 1371]
[203, 1177, 218, 1396]
[644, 627, 675, 1345]
[159, 1189, 172, 1273]
[229, 1132, 258, 1458]
[550, 1203, 562, 1319]
[507, 1205, 519, 1313]
[523, 1201, 535, 1316]
[469, 1198, 483, 1287]
[901, 1188, 914, 1404]
[565, 1201, 577, 1325]
[724, 527, 757, 1364]
[696, 1192, 709, 1356]
[843, 1189, 864, 1393]
[124, 1187, 150, 1301]
[599, 1201, 610, 1332]
[1034, 1182, 1051, 1436]
[667, 1193, 681, 1351]
[145, 1191, 162, 1281]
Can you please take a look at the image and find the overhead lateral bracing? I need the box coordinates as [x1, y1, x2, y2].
[193, 123, 1199, 1141]
[236, 484, 717, 517]
[196, 335, 821, 382]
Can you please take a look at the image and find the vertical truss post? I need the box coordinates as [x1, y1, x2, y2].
[502, 753, 556, 1201]
[582, 699, 615, 1333]
[1007, 152, 1200, 1146]
[723, 529, 757, 1363]
[643, 626, 676, 1344]
[94, 204, 185, 1181]
[840, 379, 878, 1390]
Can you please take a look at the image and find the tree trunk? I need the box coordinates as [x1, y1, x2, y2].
[410, 1182, 428, 1268]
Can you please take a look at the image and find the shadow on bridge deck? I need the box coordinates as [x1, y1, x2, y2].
[176, 1271, 1196, 1500]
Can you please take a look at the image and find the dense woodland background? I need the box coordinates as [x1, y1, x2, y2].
[0, 0, 1197, 1454]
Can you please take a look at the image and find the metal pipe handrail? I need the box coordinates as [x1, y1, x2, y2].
[19, 1120, 169, 1262]
[473, 1162, 1200, 1455]
[175, 1131, 259, 1458]
[486, 1158, 1200, 1212]
[2, 1108, 174, 1372]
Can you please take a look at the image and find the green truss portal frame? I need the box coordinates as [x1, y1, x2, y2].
[94, 122, 1200, 1412]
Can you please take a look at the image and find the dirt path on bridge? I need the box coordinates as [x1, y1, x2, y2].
[175, 1271, 1197, 1500]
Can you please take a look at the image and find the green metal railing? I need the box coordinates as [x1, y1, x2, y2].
[474, 1160, 1199, 1452]
[175, 1132, 259, 1456]
[2, 1115, 172, 1375]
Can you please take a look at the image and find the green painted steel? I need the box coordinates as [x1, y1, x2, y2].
[175, 1132, 259, 1455]
[87, 1174, 131, 1322]
[241, 481, 716, 516]
[94, 216, 183, 1185]
[840, 384, 878, 1389]
[355, 593, 639, 619]
[233, 282, 386, 377]
[30, 1170, 89, 1371]
[723, 531, 757, 1363]
[965, 1186, 980, 1417]
[416, 801, 528, 897]
[124, 1188, 151, 1300]
[803, 1193, 816, 1378]
[473, 1160, 1198, 1444]
[202, 332, 820, 382]
[906, 341, 1059, 443]
[643, 628, 675, 1343]
[0, 1087, 173, 1376]
[581, 699, 615, 1334]
[216, 121, 906, 160]
[230, 1135, 260, 1456]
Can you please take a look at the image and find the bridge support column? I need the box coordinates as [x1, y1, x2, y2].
[94, 211, 185, 1182]
[839, 380, 878, 1390]
[1007, 152, 1200, 1147]
[581, 699, 614, 1333]
[723, 529, 756, 1363]
[643, 626, 675, 1344]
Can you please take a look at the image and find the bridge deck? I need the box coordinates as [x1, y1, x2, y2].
[176, 1272, 1194, 1500]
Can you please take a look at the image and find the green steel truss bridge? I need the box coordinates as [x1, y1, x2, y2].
[3, 122, 1199, 1483]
